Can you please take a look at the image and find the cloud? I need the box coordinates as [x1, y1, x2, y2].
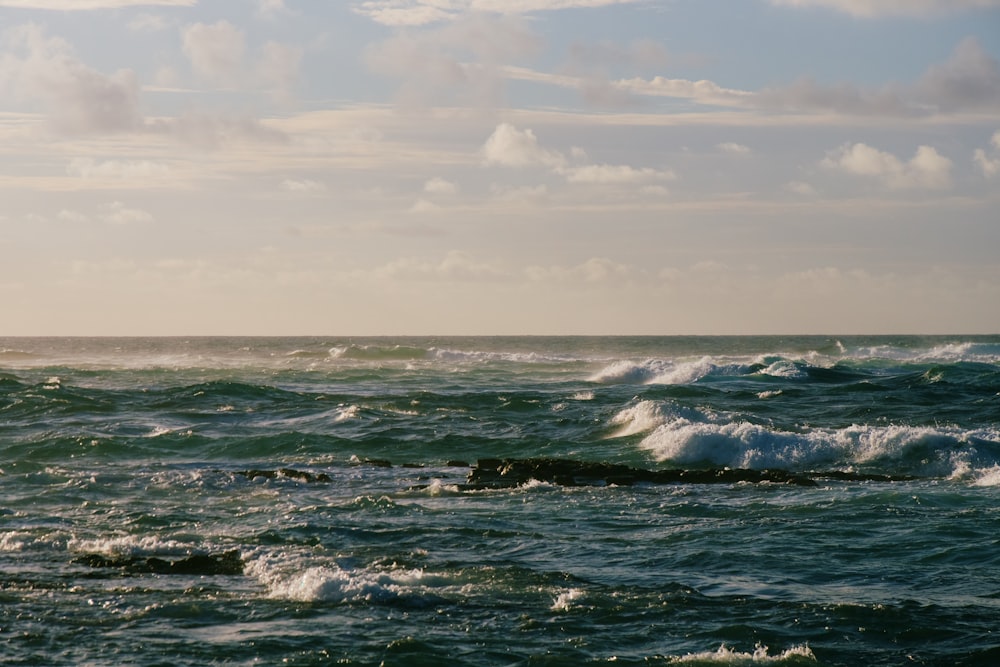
[717, 142, 751, 154]
[481, 123, 565, 168]
[354, 0, 653, 26]
[973, 129, 1000, 177]
[769, 0, 1000, 17]
[914, 37, 1000, 112]
[365, 13, 540, 109]
[148, 112, 288, 148]
[375, 251, 509, 282]
[822, 142, 953, 189]
[557, 163, 675, 184]
[513, 37, 999, 117]
[424, 177, 459, 195]
[0, 24, 142, 134]
[100, 201, 154, 225]
[525, 257, 636, 284]
[280, 178, 326, 192]
[784, 181, 818, 196]
[68, 158, 170, 180]
[0, 0, 194, 8]
[182, 21, 246, 86]
[57, 209, 90, 223]
[128, 13, 171, 32]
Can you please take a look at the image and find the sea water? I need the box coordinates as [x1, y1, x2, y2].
[1, 336, 999, 666]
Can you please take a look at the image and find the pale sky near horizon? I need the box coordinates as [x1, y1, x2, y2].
[1, 0, 999, 335]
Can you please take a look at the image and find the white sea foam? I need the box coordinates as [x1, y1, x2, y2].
[589, 359, 670, 384]
[970, 465, 1000, 487]
[0, 532, 27, 552]
[667, 643, 816, 664]
[551, 588, 585, 611]
[631, 402, 1000, 475]
[609, 400, 670, 437]
[67, 535, 193, 557]
[244, 553, 437, 604]
[760, 360, 806, 379]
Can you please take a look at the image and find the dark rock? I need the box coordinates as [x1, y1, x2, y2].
[362, 458, 393, 468]
[237, 468, 332, 483]
[465, 458, 818, 489]
[73, 549, 243, 576]
[446, 460, 470, 468]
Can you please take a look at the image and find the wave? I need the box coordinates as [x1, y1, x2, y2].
[666, 643, 817, 664]
[607, 401, 1000, 477]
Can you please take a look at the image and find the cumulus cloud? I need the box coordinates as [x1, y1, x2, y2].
[525, 257, 635, 284]
[914, 37, 1000, 112]
[718, 142, 751, 154]
[100, 201, 154, 225]
[481, 123, 565, 168]
[784, 181, 818, 196]
[769, 0, 1000, 17]
[424, 177, 459, 195]
[375, 251, 509, 282]
[280, 178, 326, 192]
[0, 24, 141, 134]
[973, 130, 1000, 177]
[68, 158, 170, 180]
[182, 21, 246, 86]
[557, 163, 675, 185]
[822, 142, 953, 190]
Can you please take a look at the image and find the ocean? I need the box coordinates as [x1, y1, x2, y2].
[1, 335, 999, 666]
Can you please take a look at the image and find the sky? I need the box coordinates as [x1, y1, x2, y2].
[1, 0, 999, 335]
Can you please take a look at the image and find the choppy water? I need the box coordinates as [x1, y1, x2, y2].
[2, 336, 999, 666]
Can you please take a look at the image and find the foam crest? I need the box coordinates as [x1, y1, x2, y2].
[245, 554, 434, 604]
[67, 535, 192, 558]
[637, 406, 1000, 476]
[609, 400, 670, 437]
[588, 359, 669, 384]
[668, 643, 816, 664]
[551, 588, 585, 611]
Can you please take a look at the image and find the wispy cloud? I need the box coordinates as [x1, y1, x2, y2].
[0, 0, 193, 7]
[769, 0, 1000, 18]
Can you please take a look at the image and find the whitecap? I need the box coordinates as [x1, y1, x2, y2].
[609, 400, 670, 438]
[667, 643, 816, 664]
[551, 588, 585, 612]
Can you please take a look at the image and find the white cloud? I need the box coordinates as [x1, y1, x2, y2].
[182, 21, 246, 86]
[257, 0, 290, 18]
[717, 142, 751, 154]
[375, 251, 509, 282]
[525, 257, 636, 284]
[769, 0, 1000, 17]
[355, 0, 653, 26]
[424, 177, 459, 195]
[785, 181, 818, 196]
[481, 123, 565, 168]
[558, 163, 675, 185]
[0, 0, 194, 8]
[258, 41, 303, 99]
[0, 24, 141, 134]
[280, 178, 326, 192]
[823, 142, 953, 190]
[915, 37, 1000, 112]
[973, 129, 1000, 177]
[100, 201, 154, 225]
[57, 209, 90, 223]
[68, 158, 170, 180]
